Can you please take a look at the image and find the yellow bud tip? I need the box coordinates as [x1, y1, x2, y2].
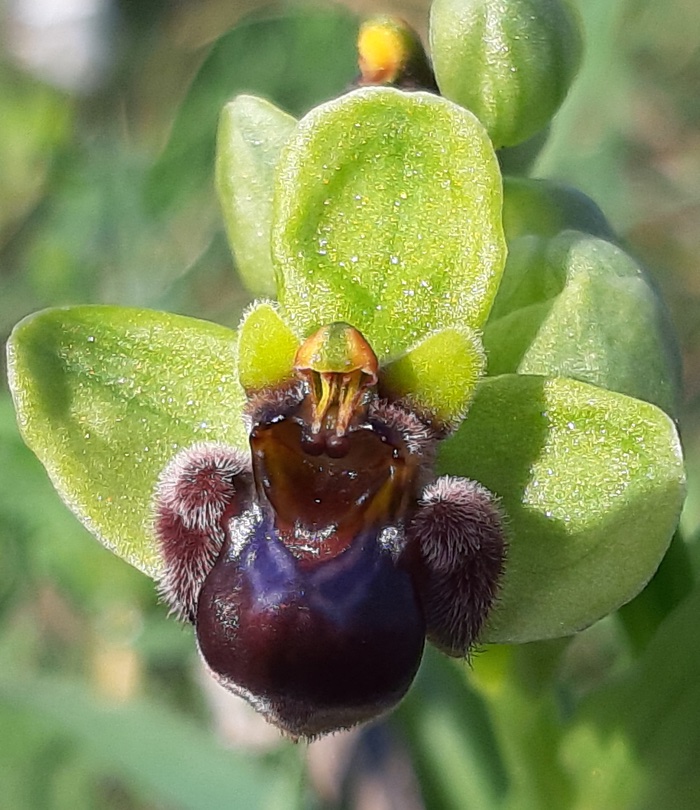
[357, 18, 410, 85]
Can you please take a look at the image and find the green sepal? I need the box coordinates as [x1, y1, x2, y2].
[438, 374, 685, 644]
[216, 95, 297, 297]
[502, 176, 616, 243]
[7, 306, 248, 576]
[484, 231, 682, 417]
[273, 86, 506, 361]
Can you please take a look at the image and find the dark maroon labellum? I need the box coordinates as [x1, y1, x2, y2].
[194, 399, 426, 737]
[197, 511, 425, 738]
[154, 323, 506, 738]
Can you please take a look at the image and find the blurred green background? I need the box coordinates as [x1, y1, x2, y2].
[1, 0, 699, 808]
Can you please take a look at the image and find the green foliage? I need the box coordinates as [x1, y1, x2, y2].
[563, 582, 700, 808]
[0, 672, 273, 810]
[397, 648, 509, 809]
[1, 0, 698, 807]
[0, 64, 72, 238]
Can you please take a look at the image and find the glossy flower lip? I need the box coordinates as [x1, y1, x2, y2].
[153, 322, 506, 737]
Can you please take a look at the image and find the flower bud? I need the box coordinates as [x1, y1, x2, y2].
[430, 0, 583, 147]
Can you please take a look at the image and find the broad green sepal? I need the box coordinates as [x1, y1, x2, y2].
[484, 231, 681, 417]
[438, 374, 685, 643]
[430, 0, 583, 148]
[486, 235, 553, 323]
[237, 301, 300, 392]
[7, 307, 247, 576]
[502, 177, 616, 243]
[273, 86, 506, 361]
[216, 96, 297, 297]
[380, 327, 485, 428]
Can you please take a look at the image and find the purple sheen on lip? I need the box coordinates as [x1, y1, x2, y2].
[152, 324, 506, 737]
[195, 509, 425, 738]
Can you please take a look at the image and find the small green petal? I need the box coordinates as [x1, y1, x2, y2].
[438, 374, 685, 643]
[237, 301, 300, 392]
[380, 327, 485, 428]
[7, 307, 247, 576]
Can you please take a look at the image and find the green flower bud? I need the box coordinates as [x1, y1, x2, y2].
[430, 0, 583, 147]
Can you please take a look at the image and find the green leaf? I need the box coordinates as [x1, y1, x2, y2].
[564, 584, 700, 809]
[273, 87, 506, 360]
[397, 648, 509, 810]
[237, 301, 300, 392]
[7, 306, 247, 576]
[430, 0, 583, 147]
[146, 7, 358, 213]
[469, 641, 575, 808]
[380, 327, 485, 428]
[484, 231, 681, 417]
[438, 374, 685, 644]
[0, 671, 274, 810]
[0, 391, 155, 611]
[501, 176, 616, 243]
[0, 63, 72, 238]
[216, 96, 297, 297]
[617, 531, 694, 654]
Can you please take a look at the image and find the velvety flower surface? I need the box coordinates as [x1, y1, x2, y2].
[153, 323, 504, 736]
[6, 82, 685, 738]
